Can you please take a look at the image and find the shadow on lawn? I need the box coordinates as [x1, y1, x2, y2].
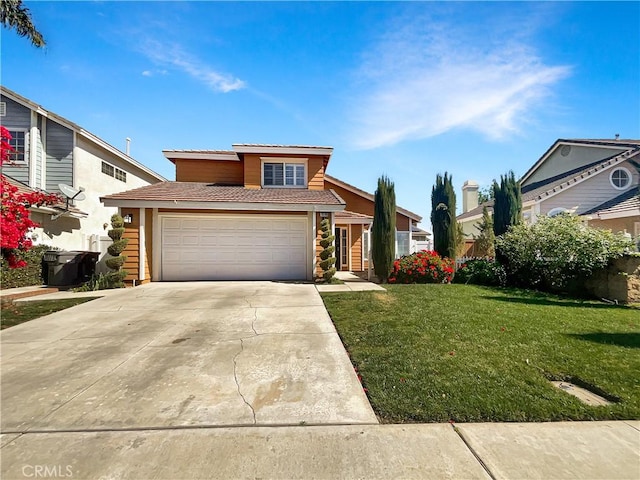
[566, 332, 640, 349]
[482, 295, 629, 310]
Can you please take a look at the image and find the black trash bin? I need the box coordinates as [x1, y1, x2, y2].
[42, 251, 100, 287]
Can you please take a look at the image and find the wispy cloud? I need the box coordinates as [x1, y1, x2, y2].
[348, 11, 571, 149]
[139, 39, 245, 93]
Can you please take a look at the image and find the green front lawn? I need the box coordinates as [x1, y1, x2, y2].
[321, 284, 640, 423]
[1, 298, 98, 329]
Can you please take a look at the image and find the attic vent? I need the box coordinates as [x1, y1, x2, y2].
[560, 145, 571, 157]
[0, 102, 5, 116]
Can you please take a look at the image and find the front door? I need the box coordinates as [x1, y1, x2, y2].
[335, 227, 348, 271]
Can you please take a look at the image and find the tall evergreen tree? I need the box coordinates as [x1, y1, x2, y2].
[492, 171, 522, 237]
[1, 0, 46, 47]
[430, 172, 457, 259]
[372, 175, 396, 282]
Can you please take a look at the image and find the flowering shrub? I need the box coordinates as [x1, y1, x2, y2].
[496, 214, 634, 291]
[1, 127, 60, 268]
[453, 258, 506, 286]
[388, 250, 454, 284]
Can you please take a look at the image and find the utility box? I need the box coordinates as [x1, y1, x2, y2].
[43, 251, 100, 287]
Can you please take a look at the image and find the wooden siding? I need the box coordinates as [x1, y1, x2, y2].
[350, 224, 363, 271]
[243, 153, 327, 190]
[175, 159, 244, 184]
[145, 208, 153, 281]
[307, 157, 325, 190]
[539, 160, 639, 215]
[1, 95, 30, 128]
[1, 95, 31, 184]
[243, 154, 262, 189]
[45, 119, 73, 193]
[121, 208, 140, 282]
[325, 181, 411, 230]
[34, 116, 43, 189]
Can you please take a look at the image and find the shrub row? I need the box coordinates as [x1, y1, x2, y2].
[0, 244, 51, 289]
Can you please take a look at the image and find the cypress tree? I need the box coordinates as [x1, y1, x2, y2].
[492, 171, 522, 237]
[430, 172, 457, 259]
[372, 175, 396, 282]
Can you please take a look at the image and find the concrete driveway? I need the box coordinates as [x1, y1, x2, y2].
[1, 282, 377, 433]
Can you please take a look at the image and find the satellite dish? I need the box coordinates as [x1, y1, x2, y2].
[51, 183, 86, 220]
[58, 183, 86, 201]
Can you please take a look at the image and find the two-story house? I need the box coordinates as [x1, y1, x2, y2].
[1, 86, 166, 258]
[458, 138, 640, 250]
[101, 145, 421, 282]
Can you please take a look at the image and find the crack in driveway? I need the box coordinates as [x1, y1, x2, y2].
[232, 339, 256, 425]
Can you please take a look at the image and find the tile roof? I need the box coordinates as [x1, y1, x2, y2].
[324, 174, 422, 221]
[232, 143, 333, 149]
[457, 201, 494, 221]
[101, 182, 345, 205]
[335, 210, 373, 220]
[582, 188, 640, 216]
[163, 150, 236, 154]
[411, 225, 431, 235]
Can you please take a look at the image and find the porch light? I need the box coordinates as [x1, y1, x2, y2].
[123, 213, 133, 223]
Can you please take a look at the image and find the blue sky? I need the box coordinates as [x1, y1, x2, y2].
[2, 1, 639, 229]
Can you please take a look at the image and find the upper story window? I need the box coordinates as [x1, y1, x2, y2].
[101, 161, 127, 183]
[610, 167, 631, 190]
[5, 129, 28, 164]
[263, 161, 306, 187]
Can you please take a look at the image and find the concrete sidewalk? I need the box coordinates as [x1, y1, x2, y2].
[316, 271, 386, 293]
[1, 421, 638, 479]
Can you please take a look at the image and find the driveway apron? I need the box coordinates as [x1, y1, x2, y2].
[1, 282, 377, 432]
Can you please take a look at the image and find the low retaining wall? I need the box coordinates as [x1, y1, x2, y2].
[585, 255, 640, 303]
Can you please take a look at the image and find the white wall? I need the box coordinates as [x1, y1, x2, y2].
[539, 160, 639, 216]
[31, 137, 159, 255]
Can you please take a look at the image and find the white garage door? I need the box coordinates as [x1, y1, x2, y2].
[161, 215, 308, 281]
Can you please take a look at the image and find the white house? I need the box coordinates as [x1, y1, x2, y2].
[458, 138, 640, 248]
[1, 86, 166, 259]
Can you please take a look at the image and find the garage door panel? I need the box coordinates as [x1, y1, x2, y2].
[162, 215, 308, 281]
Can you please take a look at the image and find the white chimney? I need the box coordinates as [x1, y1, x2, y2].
[126, 137, 131, 156]
[462, 180, 479, 213]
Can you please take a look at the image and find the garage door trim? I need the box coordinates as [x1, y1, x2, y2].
[157, 213, 311, 281]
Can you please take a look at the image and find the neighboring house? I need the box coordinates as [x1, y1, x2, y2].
[0, 86, 166, 261]
[101, 144, 422, 282]
[458, 138, 640, 245]
[411, 225, 432, 252]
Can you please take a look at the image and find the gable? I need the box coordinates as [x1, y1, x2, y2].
[523, 143, 628, 187]
[538, 159, 639, 216]
[324, 177, 418, 231]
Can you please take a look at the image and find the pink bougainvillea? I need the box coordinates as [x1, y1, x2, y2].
[1, 126, 60, 268]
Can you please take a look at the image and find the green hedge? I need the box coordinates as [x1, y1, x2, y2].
[0, 245, 52, 289]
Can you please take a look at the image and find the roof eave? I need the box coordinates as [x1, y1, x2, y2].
[100, 199, 345, 212]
